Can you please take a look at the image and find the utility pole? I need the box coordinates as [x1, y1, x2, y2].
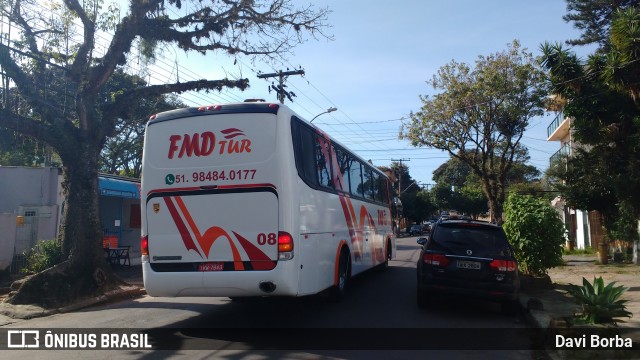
[391, 158, 410, 197]
[392, 158, 410, 233]
[257, 68, 305, 104]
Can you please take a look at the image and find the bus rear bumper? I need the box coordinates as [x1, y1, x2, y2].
[142, 261, 298, 297]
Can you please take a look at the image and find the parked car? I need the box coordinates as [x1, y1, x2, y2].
[408, 224, 423, 236]
[416, 219, 520, 313]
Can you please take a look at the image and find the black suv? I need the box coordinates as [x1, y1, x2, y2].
[416, 219, 520, 313]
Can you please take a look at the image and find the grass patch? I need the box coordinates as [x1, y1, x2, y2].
[564, 246, 596, 255]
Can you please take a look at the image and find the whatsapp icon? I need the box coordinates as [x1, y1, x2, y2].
[165, 174, 175, 185]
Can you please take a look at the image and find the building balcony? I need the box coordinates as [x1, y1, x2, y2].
[547, 111, 570, 141]
[549, 142, 571, 166]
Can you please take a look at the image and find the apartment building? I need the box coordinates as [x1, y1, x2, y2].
[546, 111, 604, 250]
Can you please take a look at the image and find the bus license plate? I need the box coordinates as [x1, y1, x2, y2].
[457, 260, 481, 270]
[198, 262, 224, 271]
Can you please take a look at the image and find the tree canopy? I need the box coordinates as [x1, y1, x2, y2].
[563, 0, 637, 51]
[541, 6, 640, 243]
[401, 40, 548, 221]
[0, 0, 330, 307]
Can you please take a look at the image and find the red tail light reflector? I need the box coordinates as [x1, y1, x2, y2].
[489, 259, 517, 272]
[278, 232, 294, 253]
[423, 253, 449, 266]
[141, 235, 149, 255]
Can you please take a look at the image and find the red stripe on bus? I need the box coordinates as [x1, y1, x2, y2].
[163, 197, 203, 258]
[173, 196, 244, 269]
[233, 231, 271, 263]
[334, 240, 348, 286]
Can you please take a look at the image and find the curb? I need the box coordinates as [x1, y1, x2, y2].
[0, 286, 146, 321]
[58, 286, 146, 313]
[519, 292, 552, 329]
[519, 292, 565, 360]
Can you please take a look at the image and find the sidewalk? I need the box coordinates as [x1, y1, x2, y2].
[519, 254, 640, 357]
[0, 265, 145, 322]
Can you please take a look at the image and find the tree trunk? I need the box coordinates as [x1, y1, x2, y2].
[482, 181, 503, 223]
[7, 142, 121, 308]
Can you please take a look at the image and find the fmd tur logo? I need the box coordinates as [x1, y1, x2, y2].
[7, 330, 40, 348]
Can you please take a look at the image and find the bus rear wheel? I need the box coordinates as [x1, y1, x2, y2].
[379, 240, 392, 271]
[330, 251, 350, 301]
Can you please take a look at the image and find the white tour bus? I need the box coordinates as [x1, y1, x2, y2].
[140, 102, 395, 299]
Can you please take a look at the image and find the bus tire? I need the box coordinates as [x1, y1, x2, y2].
[376, 240, 391, 271]
[379, 239, 392, 271]
[330, 250, 350, 301]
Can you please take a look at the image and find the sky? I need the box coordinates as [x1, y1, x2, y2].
[141, 0, 596, 186]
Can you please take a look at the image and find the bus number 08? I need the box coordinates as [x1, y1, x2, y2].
[257, 233, 277, 245]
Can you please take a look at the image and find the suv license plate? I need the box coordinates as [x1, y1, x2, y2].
[457, 260, 481, 270]
[198, 262, 224, 271]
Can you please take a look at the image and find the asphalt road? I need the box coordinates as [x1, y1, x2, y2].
[1, 235, 545, 360]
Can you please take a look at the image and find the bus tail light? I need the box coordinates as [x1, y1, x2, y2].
[278, 232, 294, 260]
[141, 235, 149, 256]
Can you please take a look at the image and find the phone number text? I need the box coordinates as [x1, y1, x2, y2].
[173, 169, 257, 184]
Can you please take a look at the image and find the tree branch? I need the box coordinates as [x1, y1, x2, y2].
[101, 78, 249, 134]
[0, 108, 73, 149]
[63, 0, 95, 79]
[86, 1, 162, 94]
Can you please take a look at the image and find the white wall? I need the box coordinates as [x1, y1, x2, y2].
[0, 213, 17, 270]
[0, 167, 62, 269]
[575, 209, 587, 249]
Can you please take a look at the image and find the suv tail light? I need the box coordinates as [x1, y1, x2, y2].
[489, 259, 517, 272]
[423, 253, 449, 266]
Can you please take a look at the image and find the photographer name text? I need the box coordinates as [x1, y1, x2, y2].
[555, 334, 633, 349]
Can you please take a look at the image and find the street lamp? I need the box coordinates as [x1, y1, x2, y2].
[310, 107, 337, 123]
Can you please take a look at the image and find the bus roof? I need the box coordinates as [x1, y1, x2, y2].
[148, 102, 280, 125]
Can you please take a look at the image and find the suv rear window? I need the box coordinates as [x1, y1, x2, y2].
[429, 223, 512, 257]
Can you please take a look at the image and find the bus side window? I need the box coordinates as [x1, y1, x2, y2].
[291, 117, 318, 186]
[314, 134, 334, 189]
[363, 168, 375, 201]
[333, 144, 352, 193]
[374, 173, 385, 203]
[350, 161, 364, 198]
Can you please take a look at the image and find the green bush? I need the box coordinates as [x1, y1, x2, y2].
[22, 239, 65, 274]
[567, 276, 632, 325]
[503, 193, 565, 276]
